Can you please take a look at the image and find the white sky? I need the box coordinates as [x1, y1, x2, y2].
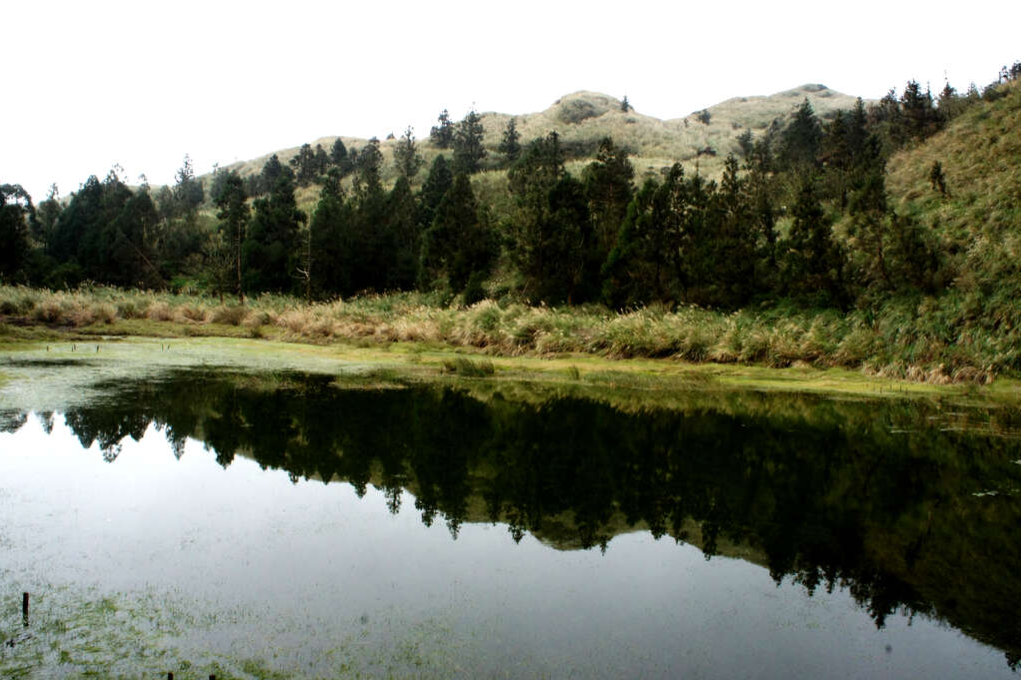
[3, 0, 1018, 201]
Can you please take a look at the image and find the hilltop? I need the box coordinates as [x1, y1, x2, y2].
[219, 84, 862, 188]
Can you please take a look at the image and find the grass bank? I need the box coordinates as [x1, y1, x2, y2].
[0, 284, 1014, 386]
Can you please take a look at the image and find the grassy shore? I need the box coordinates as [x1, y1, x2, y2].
[0, 284, 1015, 386]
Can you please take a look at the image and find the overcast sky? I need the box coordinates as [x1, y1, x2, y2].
[4, 0, 1018, 201]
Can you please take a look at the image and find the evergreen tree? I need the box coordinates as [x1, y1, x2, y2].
[386, 176, 420, 289]
[498, 117, 522, 162]
[213, 170, 250, 302]
[780, 179, 845, 306]
[583, 137, 634, 268]
[173, 154, 204, 215]
[601, 175, 674, 307]
[258, 154, 289, 195]
[0, 183, 34, 280]
[354, 138, 383, 198]
[900, 80, 939, 140]
[705, 155, 757, 307]
[778, 99, 823, 171]
[314, 144, 330, 177]
[349, 138, 391, 292]
[416, 155, 454, 232]
[621, 95, 630, 112]
[508, 133, 594, 303]
[34, 184, 61, 252]
[329, 138, 350, 173]
[393, 126, 424, 181]
[453, 108, 487, 174]
[420, 173, 497, 294]
[430, 109, 454, 149]
[309, 168, 354, 295]
[290, 143, 319, 186]
[243, 172, 306, 293]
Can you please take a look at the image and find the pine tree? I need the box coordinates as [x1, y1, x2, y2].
[498, 117, 522, 162]
[780, 179, 845, 306]
[430, 109, 454, 149]
[584, 137, 634, 266]
[416, 155, 454, 233]
[0, 184, 34, 280]
[244, 172, 306, 293]
[420, 173, 496, 293]
[778, 99, 822, 171]
[393, 126, 424, 181]
[213, 170, 250, 302]
[453, 108, 487, 174]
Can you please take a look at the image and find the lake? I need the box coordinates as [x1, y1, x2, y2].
[1, 355, 1020, 678]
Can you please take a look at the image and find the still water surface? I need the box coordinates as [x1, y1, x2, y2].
[1, 367, 1019, 678]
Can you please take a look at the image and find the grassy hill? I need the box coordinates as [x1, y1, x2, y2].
[217, 83, 863, 195]
[884, 79, 1021, 322]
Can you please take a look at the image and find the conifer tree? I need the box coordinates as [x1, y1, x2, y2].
[213, 170, 249, 302]
[430, 109, 454, 149]
[453, 108, 487, 174]
[498, 117, 522, 162]
[420, 173, 496, 293]
[393, 126, 424, 181]
[0, 183, 34, 280]
[244, 172, 306, 293]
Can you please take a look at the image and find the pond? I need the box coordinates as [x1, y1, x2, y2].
[1, 358, 1020, 678]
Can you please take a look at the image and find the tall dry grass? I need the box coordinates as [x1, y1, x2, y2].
[0, 285, 1008, 383]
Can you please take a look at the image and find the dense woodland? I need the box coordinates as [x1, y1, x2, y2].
[2, 63, 1019, 314]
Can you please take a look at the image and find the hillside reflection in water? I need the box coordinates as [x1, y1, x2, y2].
[2, 367, 1019, 677]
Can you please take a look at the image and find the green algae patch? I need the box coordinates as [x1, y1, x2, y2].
[2, 335, 1016, 415]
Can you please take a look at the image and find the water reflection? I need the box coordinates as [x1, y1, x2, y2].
[3, 368, 1021, 669]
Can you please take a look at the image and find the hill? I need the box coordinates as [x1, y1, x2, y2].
[217, 83, 863, 189]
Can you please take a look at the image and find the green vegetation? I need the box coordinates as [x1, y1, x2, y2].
[2, 61, 1020, 381]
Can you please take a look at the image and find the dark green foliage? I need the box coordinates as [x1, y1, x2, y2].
[601, 177, 667, 307]
[421, 173, 497, 293]
[0, 183, 34, 280]
[498, 117, 521, 162]
[386, 176, 420, 290]
[243, 173, 306, 293]
[290, 143, 319, 186]
[172, 155, 204, 215]
[213, 170, 249, 302]
[416, 155, 454, 233]
[33, 184, 61, 253]
[779, 179, 846, 306]
[695, 109, 711, 125]
[257, 154, 292, 196]
[584, 137, 634, 269]
[430, 109, 454, 149]
[354, 138, 383, 198]
[453, 109, 487, 174]
[329, 138, 354, 176]
[309, 169, 355, 295]
[47, 171, 162, 288]
[928, 160, 948, 197]
[778, 99, 823, 171]
[705, 156, 758, 307]
[509, 132, 597, 303]
[393, 127, 424, 181]
[621, 95, 630, 112]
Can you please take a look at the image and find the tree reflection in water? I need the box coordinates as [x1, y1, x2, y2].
[3, 368, 1020, 668]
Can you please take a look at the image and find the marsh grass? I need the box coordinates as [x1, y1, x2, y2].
[0, 284, 1009, 383]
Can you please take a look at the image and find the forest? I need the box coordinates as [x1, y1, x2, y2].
[2, 62, 1020, 375]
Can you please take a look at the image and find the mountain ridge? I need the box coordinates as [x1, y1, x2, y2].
[219, 84, 865, 184]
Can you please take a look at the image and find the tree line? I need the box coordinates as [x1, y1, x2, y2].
[1, 63, 1017, 310]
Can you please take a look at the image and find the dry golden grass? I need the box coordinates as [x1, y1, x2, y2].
[1, 285, 1010, 384]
